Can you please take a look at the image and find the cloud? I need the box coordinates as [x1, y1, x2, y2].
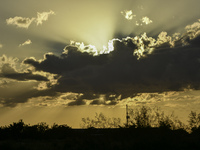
[185, 19, 200, 39]
[120, 9, 152, 26]
[135, 17, 153, 26]
[1, 64, 49, 81]
[68, 99, 86, 106]
[36, 10, 55, 25]
[141, 17, 153, 25]
[121, 10, 136, 20]
[6, 10, 55, 28]
[67, 39, 115, 56]
[0, 44, 3, 48]
[19, 39, 32, 47]
[6, 16, 35, 28]
[0, 55, 60, 107]
[1, 19, 200, 107]
[0, 55, 49, 81]
[0, 80, 39, 107]
[23, 20, 200, 106]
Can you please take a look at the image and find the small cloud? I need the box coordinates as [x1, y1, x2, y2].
[141, 17, 153, 25]
[6, 16, 35, 28]
[121, 10, 136, 20]
[36, 10, 55, 25]
[19, 39, 32, 47]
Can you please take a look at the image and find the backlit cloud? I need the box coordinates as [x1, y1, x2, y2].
[0, 55, 48, 81]
[185, 19, 200, 39]
[67, 39, 115, 56]
[0, 55, 59, 107]
[141, 16, 153, 25]
[22, 20, 200, 107]
[1, 16, 200, 107]
[19, 39, 32, 47]
[121, 10, 136, 20]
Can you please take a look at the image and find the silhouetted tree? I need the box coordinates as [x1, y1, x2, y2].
[129, 106, 185, 129]
[8, 119, 27, 138]
[51, 123, 71, 129]
[81, 112, 121, 128]
[188, 111, 200, 131]
[36, 122, 49, 133]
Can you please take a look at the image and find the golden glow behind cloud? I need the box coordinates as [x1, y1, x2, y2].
[65, 39, 116, 56]
[64, 19, 200, 60]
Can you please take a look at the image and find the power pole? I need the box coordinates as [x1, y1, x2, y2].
[126, 104, 130, 127]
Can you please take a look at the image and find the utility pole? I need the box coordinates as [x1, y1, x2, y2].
[126, 104, 130, 127]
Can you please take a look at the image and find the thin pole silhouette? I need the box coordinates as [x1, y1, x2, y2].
[126, 104, 130, 127]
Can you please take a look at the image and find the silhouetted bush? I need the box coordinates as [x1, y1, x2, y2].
[188, 111, 200, 131]
[81, 112, 121, 128]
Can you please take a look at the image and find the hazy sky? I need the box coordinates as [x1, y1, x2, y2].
[0, 0, 200, 127]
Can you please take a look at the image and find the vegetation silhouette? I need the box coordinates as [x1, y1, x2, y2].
[1, 106, 200, 150]
[81, 112, 121, 128]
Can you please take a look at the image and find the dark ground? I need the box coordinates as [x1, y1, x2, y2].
[0, 128, 200, 150]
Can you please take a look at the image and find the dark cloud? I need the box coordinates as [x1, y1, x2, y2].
[0, 63, 49, 81]
[0, 82, 59, 107]
[90, 99, 105, 105]
[24, 48, 108, 74]
[0, 19, 193, 106]
[23, 30, 200, 104]
[67, 93, 120, 106]
[68, 99, 86, 106]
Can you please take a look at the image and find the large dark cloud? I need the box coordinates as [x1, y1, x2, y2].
[23, 29, 200, 106]
[24, 48, 108, 74]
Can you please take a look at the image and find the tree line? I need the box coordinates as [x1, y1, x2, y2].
[0, 106, 200, 139]
[81, 106, 200, 132]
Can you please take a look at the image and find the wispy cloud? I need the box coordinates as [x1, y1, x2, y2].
[19, 39, 32, 47]
[36, 10, 55, 25]
[6, 17, 35, 28]
[6, 10, 55, 29]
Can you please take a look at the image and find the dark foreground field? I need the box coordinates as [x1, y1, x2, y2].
[1, 128, 200, 150]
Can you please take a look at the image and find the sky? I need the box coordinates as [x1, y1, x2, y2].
[0, 0, 200, 128]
